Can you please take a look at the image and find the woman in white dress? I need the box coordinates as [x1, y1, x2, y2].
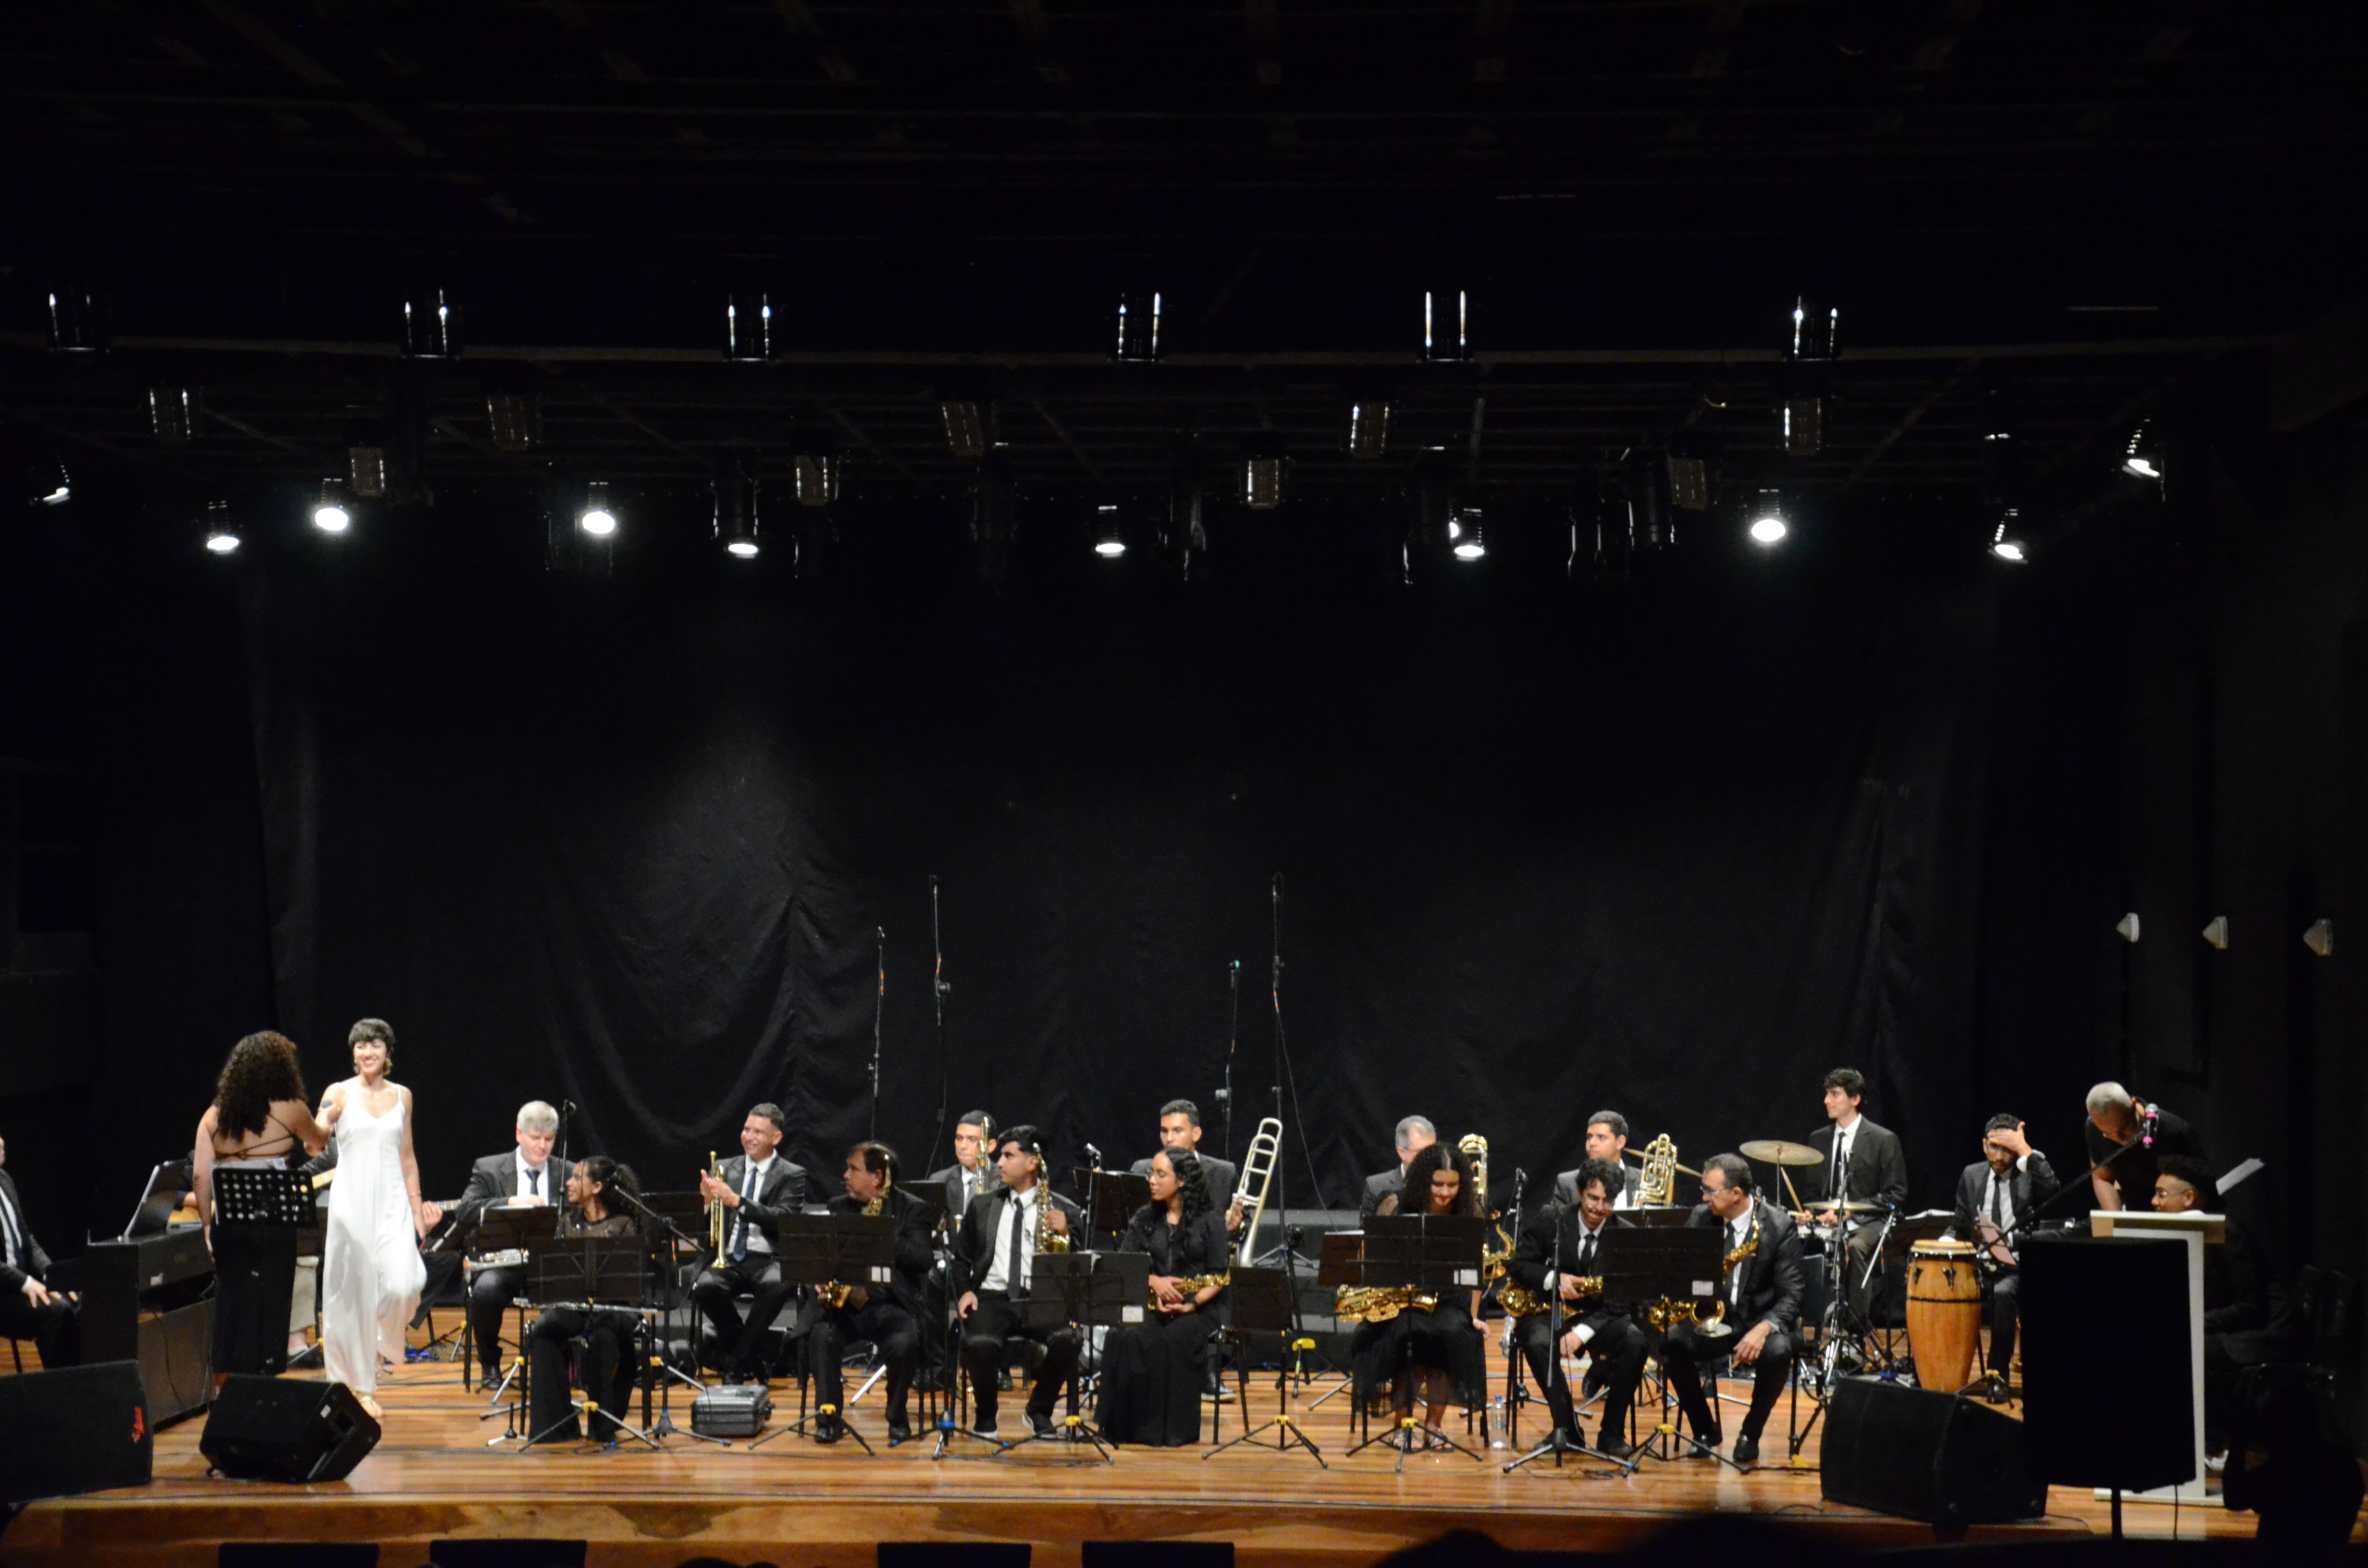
[317, 1018, 437, 1419]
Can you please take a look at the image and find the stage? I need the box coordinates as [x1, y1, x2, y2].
[1, 1337, 2269, 1568]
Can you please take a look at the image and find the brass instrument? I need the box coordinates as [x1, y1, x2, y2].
[1033, 1179, 1070, 1256]
[1650, 1200, 1761, 1338]
[1636, 1134, 1680, 1207]
[1459, 1133, 1516, 1284]
[1233, 1117, 1283, 1266]
[816, 1178, 891, 1311]
[1501, 1272, 1601, 1318]
[1335, 1285, 1439, 1323]
[1152, 1271, 1231, 1309]
[707, 1150, 724, 1256]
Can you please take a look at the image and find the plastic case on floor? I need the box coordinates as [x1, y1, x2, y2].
[690, 1384, 772, 1438]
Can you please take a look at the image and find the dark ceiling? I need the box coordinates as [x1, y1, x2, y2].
[2, 1, 2363, 516]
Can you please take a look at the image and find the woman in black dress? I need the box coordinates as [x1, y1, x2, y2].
[1350, 1140, 1487, 1438]
[192, 1031, 330, 1389]
[528, 1157, 647, 1444]
[1096, 1148, 1229, 1446]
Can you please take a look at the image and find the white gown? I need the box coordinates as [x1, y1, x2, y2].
[321, 1087, 426, 1394]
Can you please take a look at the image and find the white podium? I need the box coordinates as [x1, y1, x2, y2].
[2089, 1209, 2224, 1507]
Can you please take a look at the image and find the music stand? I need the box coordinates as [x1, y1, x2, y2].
[472, 1204, 561, 1417]
[518, 1238, 661, 1450]
[1603, 1227, 1751, 1471]
[1012, 1250, 1145, 1461]
[610, 1186, 727, 1446]
[748, 1213, 896, 1454]
[1204, 1264, 1324, 1467]
[1343, 1215, 1489, 1469]
[1079, 1170, 1149, 1243]
[1503, 1233, 1651, 1479]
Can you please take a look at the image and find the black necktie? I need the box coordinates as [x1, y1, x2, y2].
[1006, 1194, 1029, 1300]
[1832, 1137, 1849, 1200]
[731, 1164, 758, 1262]
[1989, 1174, 2005, 1227]
[526, 1167, 541, 1199]
[1576, 1229, 1597, 1276]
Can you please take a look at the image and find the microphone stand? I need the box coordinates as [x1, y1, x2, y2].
[925, 876, 953, 1171]
[870, 926, 886, 1141]
[1219, 961, 1240, 1166]
[610, 1184, 730, 1446]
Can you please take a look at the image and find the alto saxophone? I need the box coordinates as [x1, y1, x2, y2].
[1334, 1285, 1438, 1323]
[1650, 1201, 1760, 1337]
[1501, 1210, 1607, 1319]
[817, 1181, 891, 1311]
[1153, 1271, 1231, 1309]
[1034, 1182, 1070, 1255]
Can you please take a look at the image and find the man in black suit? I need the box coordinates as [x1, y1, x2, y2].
[1661, 1153, 1806, 1466]
[1359, 1115, 1437, 1219]
[1127, 1099, 1242, 1230]
[1806, 1067, 1909, 1327]
[926, 1110, 1002, 1216]
[0, 1133, 79, 1369]
[1944, 1113, 2058, 1392]
[693, 1102, 810, 1384]
[1553, 1112, 1640, 1209]
[951, 1124, 1087, 1439]
[801, 1140, 938, 1444]
[2153, 1154, 2275, 1454]
[2084, 1081, 2208, 1211]
[1506, 1157, 1649, 1456]
[452, 1100, 574, 1384]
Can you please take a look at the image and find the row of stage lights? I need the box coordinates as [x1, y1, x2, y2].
[33, 285, 2170, 566]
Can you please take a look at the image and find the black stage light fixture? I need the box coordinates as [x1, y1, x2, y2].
[1346, 398, 1393, 461]
[47, 287, 103, 353]
[148, 387, 196, 444]
[1782, 295, 1838, 458]
[1990, 508, 2029, 564]
[348, 446, 389, 499]
[483, 370, 541, 452]
[1243, 441, 1288, 511]
[401, 287, 456, 358]
[29, 458, 71, 507]
[1406, 450, 1456, 549]
[1450, 508, 1486, 562]
[1422, 287, 1470, 362]
[939, 379, 996, 462]
[792, 433, 839, 507]
[713, 450, 762, 558]
[724, 291, 772, 362]
[203, 499, 239, 555]
[1666, 452, 1710, 512]
[1623, 453, 1679, 553]
[578, 480, 618, 538]
[2122, 420, 2163, 481]
[1748, 490, 1788, 548]
[1159, 454, 1208, 577]
[1114, 287, 1163, 363]
[311, 478, 353, 535]
[1574, 483, 1633, 583]
[1093, 503, 1128, 558]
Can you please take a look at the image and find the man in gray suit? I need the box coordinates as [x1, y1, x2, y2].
[1359, 1114, 1437, 1219]
[1127, 1099, 1241, 1229]
[1554, 1112, 1641, 1210]
[693, 1102, 810, 1383]
[925, 1110, 1002, 1216]
[454, 1100, 573, 1384]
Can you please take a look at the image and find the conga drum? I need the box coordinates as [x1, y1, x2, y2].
[1905, 1240, 1982, 1393]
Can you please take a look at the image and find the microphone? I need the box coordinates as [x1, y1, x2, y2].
[1082, 1142, 1103, 1170]
[561, 1101, 577, 1118]
[2141, 1105, 2159, 1149]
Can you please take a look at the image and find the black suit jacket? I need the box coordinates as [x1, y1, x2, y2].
[1127, 1153, 1240, 1213]
[1686, 1199, 1806, 1338]
[0, 1168, 54, 1295]
[711, 1153, 809, 1255]
[949, 1184, 1086, 1297]
[825, 1187, 938, 1317]
[452, 1150, 578, 1232]
[1360, 1167, 1406, 1220]
[925, 1161, 1000, 1220]
[1807, 1118, 1910, 1213]
[1946, 1154, 2061, 1262]
[1507, 1202, 1632, 1336]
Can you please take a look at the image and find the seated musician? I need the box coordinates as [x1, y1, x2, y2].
[1553, 1113, 1640, 1210]
[1349, 1141, 1487, 1441]
[1806, 1068, 1908, 1327]
[528, 1157, 646, 1444]
[802, 1140, 936, 1445]
[1942, 1114, 2057, 1395]
[1097, 1148, 1229, 1446]
[1127, 1099, 1243, 1232]
[452, 1101, 573, 1386]
[2084, 1081, 2207, 1210]
[923, 1112, 999, 1391]
[1507, 1156, 1649, 1456]
[0, 1130, 79, 1369]
[192, 1030, 330, 1383]
[1359, 1115, 1436, 1221]
[1663, 1153, 1806, 1466]
[952, 1125, 1085, 1439]
[2152, 1154, 2275, 1457]
[692, 1103, 810, 1384]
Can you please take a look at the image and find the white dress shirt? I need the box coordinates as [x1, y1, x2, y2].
[980, 1184, 1040, 1294]
[737, 1155, 776, 1255]
[516, 1151, 551, 1203]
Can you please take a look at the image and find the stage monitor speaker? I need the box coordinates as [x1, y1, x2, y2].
[1820, 1377, 2045, 1524]
[0, 1360, 153, 1504]
[199, 1376, 381, 1483]
[1084, 1545, 1233, 1568]
[2019, 1232, 2194, 1493]
[880, 1547, 1031, 1568]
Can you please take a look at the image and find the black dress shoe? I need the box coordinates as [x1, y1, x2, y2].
[1027, 1408, 1061, 1440]
[1598, 1431, 1636, 1459]
[1550, 1424, 1584, 1450]
[997, 1370, 1014, 1392]
[1733, 1433, 1761, 1465]
[888, 1418, 913, 1445]
[814, 1414, 844, 1444]
[1685, 1427, 1723, 1458]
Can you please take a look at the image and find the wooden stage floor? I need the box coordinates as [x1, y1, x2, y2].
[3, 1338, 2270, 1568]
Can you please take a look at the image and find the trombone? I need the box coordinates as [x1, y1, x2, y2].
[1233, 1117, 1283, 1267]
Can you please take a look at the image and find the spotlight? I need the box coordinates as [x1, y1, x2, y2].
[579, 480, 618, 537]
[46, 288, 103, 353]
[713, 451, 761, 558]
[792, 443, 839, 507]
[1094, 504, 1128, 558]
[311, 480, 352, 534]
[2122, 421, 2162, 480]
[1346, 400, 1392, 461]
[1990, 510, 2028, 563]
[30, 459, 70, 507]
[1114, 288, 1162, 363]
[1243, 446, 1286, 511]
[149, 387, 196, 444]
[1748, 493, 1787, 546]
[348, 446, 389, 499]
[1451, 511, 1486, 561]
[401, 287, 455, 358]
[203, 500, 239, 554]
[724, 291, 772, 362]
[1781, 295, 1838, 458]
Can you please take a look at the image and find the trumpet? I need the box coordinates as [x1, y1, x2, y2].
[707, 1150, 724, 1256]
[1233, 1117, 1282, 1266]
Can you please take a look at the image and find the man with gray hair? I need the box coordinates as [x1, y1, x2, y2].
[454, 1100, 575, 1387]
[2082, 1081, 2205, 1211]
[1360, 1115, 1438, 1220]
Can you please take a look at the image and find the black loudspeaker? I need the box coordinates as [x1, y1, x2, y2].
[879, 1547, 1031, 1568]
[0, 1360, 153, 1503]
[2020, 1233, 2195, 1493]
[199, 1376, 381, 1483]
[1821, 1377, 2045, 1524]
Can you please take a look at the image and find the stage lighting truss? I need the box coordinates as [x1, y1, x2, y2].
[1094, 503, 1128, 558]
[1423, 289, 1469, 363]
[1244, 444, 1288, 511]
[725, 291, 772, 362]
[579, 480, 618, 538]
[1346, 400, 1392, 461]
[149, 386, 196, 444]
[2123, 421, 2163, 481]
[713, 452, 761, 558]
[402, 288, 455, 358]
[311, 479, 353, 534]
[203, 499, 239, 555]
[1114, 288, 1162, 363]
[1782, 295, 1839, 458]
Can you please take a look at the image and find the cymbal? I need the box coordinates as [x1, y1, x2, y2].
[1801, 1200, 1888, 1213]
[1738, 1139, 1826, 1167]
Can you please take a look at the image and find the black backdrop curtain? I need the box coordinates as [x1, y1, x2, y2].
[224, 511, 1998, 1216]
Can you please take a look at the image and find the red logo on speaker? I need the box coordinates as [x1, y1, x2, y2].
[130, 1407, 147, 1443]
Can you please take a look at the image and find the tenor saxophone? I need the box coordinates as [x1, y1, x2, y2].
[818, 1182, 890, 1311]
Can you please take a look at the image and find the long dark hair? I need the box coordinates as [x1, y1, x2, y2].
[1401, 1142, 1477, 1218]
[1159, 1149, 1215, 1225]
[575, 1155, 641, 1218]
[214, 1032, 308, 1142]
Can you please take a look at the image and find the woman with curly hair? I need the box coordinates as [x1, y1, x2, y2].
[1096, 1147, 1229, 1446]
[528, 1156, 648, 1444]
[192, 1031, 329, 1384]
[1352, 1139, 1488, 1441]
